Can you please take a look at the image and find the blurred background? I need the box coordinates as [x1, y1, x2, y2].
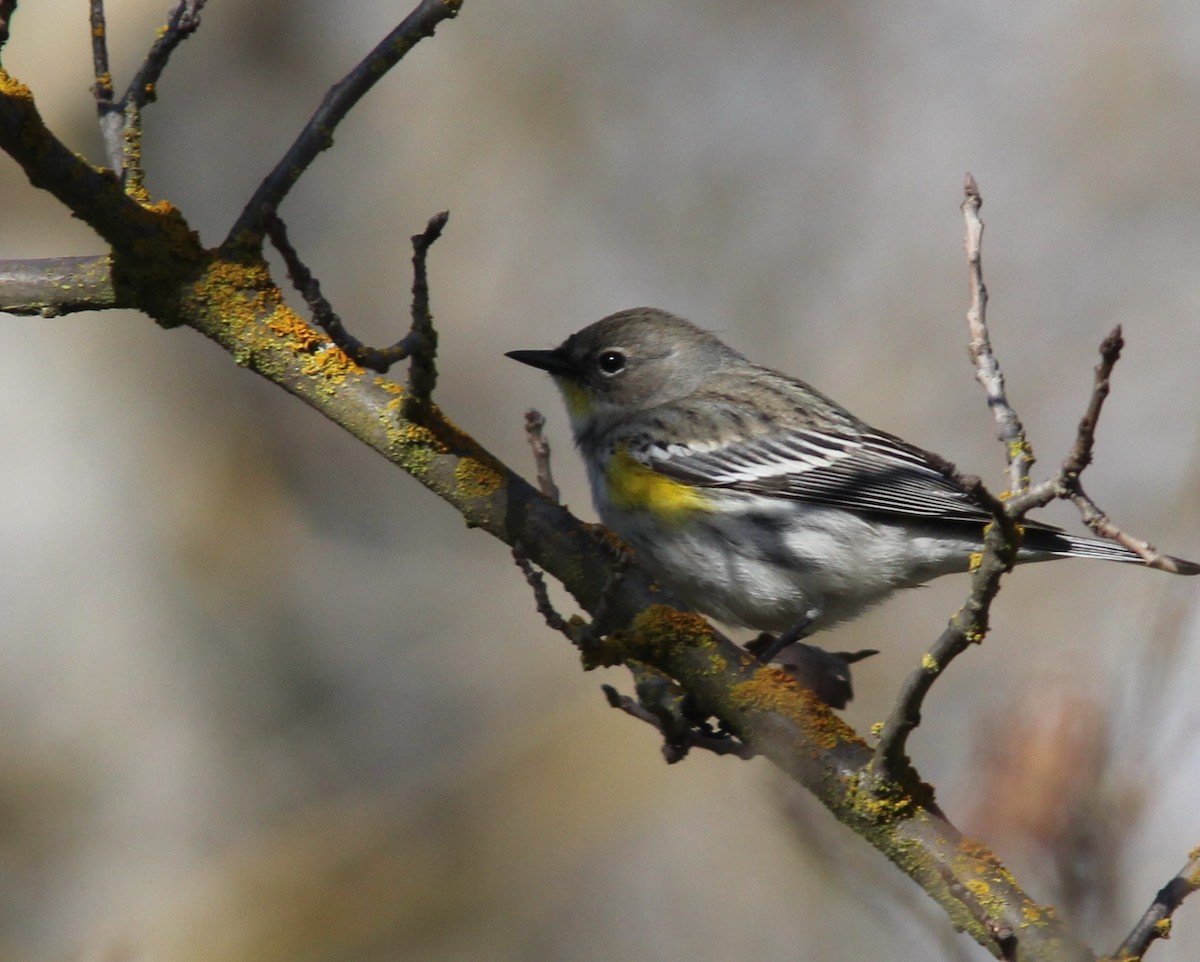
[2, 1, 1199, 959]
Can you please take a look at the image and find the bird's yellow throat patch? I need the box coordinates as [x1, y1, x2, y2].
[606, 448, 712, 524]
[558, 380, 593, 420]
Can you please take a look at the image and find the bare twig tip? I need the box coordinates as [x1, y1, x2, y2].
[1101, 325, 1124, 360]
[415, 210, 450, 247]
[523, 408, 560, 502]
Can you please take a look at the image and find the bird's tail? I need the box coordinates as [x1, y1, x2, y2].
[1022, 527, 1200, 575]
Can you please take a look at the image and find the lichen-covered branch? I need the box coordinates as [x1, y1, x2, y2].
[170, 277, 1092, 955]
[1111, 849, 1200, 960]
[0, 68, 198, 260]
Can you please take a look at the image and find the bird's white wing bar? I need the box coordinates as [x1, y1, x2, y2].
[641, 427, 992, 523]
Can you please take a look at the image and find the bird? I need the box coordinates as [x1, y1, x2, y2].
[507, 308, 1198, 658]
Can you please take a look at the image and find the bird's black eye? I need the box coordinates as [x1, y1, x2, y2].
[597, 349, 626, 375]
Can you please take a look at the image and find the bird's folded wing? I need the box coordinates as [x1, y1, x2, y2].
[642, 428, 994, 523]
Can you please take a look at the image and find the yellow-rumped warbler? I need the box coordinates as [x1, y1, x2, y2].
[508, 308, 1198, 649]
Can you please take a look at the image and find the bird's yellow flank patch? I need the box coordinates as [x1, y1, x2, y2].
[606, 448, 712, 524]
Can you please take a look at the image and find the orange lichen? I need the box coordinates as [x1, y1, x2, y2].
[299, 344, 357, 385]
[0, 68, 34, 101]
[183, 258, 285, 352]
[949, 836, 1057, 931]
[584, 522, 629, 557]
[730, 666, 859, 751]
[392, 421, 444, 453]
[603, 605, 715, 668]
[374, 377, 405, 396]
[384, 422, 448, 480]
[263, 305, 325, 354]
[629, 605, 714, 653]
[454, 457, 503, 499]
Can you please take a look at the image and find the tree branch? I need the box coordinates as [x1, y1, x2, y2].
[70, 215, 1075, 954]
[0, 255, 118, 315]
[403, 210, 446, 420]
[1002, 325, 1192, 574]
[88, 0, 122, 173]
[87, 0, 207, 184]
[0, 68, 199, 257]
[963, 172, 1035, 494]
[873, 180, 1028, 779]
[875, 177, 1194, 785]
[872, 479, 1015, 780]
[225, 0, 463, 250]
[1111, 849, 1200, 960]
[523, 409, 560, 502]
[267, 212, 421, 373]
[123, 0, 208, 111]
[1, 11, 1191, 961]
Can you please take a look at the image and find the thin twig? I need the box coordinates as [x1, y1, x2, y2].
[876, 182, 1197, 780]
[1050, 329, 1196, 572]
[513, 536, 635, 672]
[872, 474, 1014, 778]
[523, 409, 560, 502]
[266, 212, 420, 371]
[1068, 487, 1186, 573]
[1063, 325, 1122, 478]
[88, 0, 124, 173]
[1002, 326, 1192, 573]
[224, 0, 463, 250]
[1050, 328, 1192, 573]
[602, 676, 757, 763]
[403, 211, 447, 420]
[268, 209, 448, 417]
[511, 543, 574, 639]
[570, 540, 634, 666]
[962, 174, 1035, 494]
[122, 0, 207, 111]
[89, 0, 207, 182]
[89, 1, 113, 105]
[1112, 849, 1200, 960]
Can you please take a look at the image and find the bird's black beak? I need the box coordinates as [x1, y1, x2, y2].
[505, 348, 575, 377]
